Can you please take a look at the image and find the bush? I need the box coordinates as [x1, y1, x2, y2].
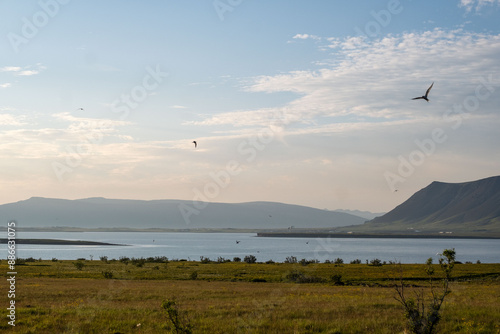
[73, 261, 85, 271]
[162, 299, 193, 334]
[101, 271, 113, 279]
[131, 258, 146, 267]
[51, 258, 58, 262]
[285, 270, 325, 283]
[233, 257, 241, 262]
[334, 258, 344, 265]
[368, 258, 383, 266]
[285, 256, 298, 264]
[331, 274, 344, 285]
[100, 256, 108, 263]
[200, 256, 211, 264]
[300, 258, 319, 266]
[394, 249, 456, 334]
[190, 271, 198, 280]
[244, 255, 257, 264]
[217, 257, 230, 263]
[350, 259, 361, 264]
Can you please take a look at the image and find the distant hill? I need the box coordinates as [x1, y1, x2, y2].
[334, 209, 385, 220]
[0, 197, 366, 230]
[341, 175, 500, 236]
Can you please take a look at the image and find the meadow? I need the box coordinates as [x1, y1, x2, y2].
[2, 258, 499, 333]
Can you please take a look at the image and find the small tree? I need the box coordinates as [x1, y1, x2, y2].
[394, 248, 456, 334]
[162, 299, 193, 334]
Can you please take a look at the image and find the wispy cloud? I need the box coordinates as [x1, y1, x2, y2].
[0, 114, 26, 126]
[459, 0, 500, 12]
[0, 83, 12, 89]
[292, 33, 320, 40]
[0, 64, 46, 76]
[190, 29, 500, 137]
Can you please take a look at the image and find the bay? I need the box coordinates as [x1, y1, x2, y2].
[6, 232, 500, 263]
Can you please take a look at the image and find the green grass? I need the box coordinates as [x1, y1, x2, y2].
[2, 260, 500, 333]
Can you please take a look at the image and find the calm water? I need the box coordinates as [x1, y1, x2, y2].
[5, 232, 500, 263]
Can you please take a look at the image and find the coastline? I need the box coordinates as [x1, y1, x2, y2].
[256, 232, 500, 239]
[0, 238, 127, 246]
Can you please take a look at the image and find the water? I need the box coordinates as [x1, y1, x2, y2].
[4, 231, 500, 263]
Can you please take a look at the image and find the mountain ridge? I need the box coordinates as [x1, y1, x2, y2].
[1, 197, 366, 230]
[341, 175, 500, 235]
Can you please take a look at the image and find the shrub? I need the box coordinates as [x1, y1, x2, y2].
[162, 299, 193, 334]
[101, 271, 113, 279]
[51, 258, 58, 262]
[331, 274, 344, 285]
[73, 261, 85, 271]
[233, 257, 241, 262]
[100, 256, 108, 263]
[131, 258, 146, 267]
[369, 258, 383, 266]
[200, 256, 211, 264]
[285, 270, 325, 283]
[334, 258, 344, 265]
[190, 271, 198, 280]
[284, 256, 298, 264]
[119, 256, 130, 265]
[217, 257, 230, 263]
[300, 258, 319, 266]
[394, 249, 456, 334]
[350, 259, 361, 264]
[244, 255, 257, 264]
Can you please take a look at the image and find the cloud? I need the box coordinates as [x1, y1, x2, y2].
[0, 83, 12, 89]
[190, 29, 500, 135]
[292, 33, 320, 40]
[0, 114, 26, 126]
[0, 64, 46, 76]
[459, 0, 500, 12]
[0, 66, 22, 72]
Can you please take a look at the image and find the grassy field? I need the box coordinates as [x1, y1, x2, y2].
[2, 259, 500, 333]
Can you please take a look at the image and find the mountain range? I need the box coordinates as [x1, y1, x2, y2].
[339, 175, 500, 236]
[0, 197, 366, 230]
[2, 175, 499, 236]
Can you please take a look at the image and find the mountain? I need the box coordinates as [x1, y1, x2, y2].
[334, 209, 385, 220]
[342, 175, 500, 236]
[0, 197, 366, 230]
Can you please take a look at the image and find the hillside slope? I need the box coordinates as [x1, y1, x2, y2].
[343, 175, 500, 235]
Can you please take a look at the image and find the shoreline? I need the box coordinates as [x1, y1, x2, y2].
[256, 232, 500, 239]
[0, 238, 127, 246]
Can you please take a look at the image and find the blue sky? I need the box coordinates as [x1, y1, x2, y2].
[1, 0, 499, 212]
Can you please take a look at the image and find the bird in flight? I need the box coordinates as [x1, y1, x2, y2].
[412, 82, 434, 102]
[192, 140, 197, 148]
[76, 107, 84, 111]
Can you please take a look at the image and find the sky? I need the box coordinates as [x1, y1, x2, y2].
[0, 0, 499, 212]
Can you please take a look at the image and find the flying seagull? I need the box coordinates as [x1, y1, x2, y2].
[412, 82, 434, 102]
[192, 140, 197, 148]
[76, 107, 84, 111]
